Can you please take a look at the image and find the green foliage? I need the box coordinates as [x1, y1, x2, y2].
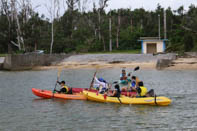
[0, 4, 197, 54]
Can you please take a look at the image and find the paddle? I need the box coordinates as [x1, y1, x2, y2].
[52, 68, 62, 98]
[126, 66, 140, 96]
[128, 66, 140, 76]
[89, 71, 97, 90]
[117, 96, 122, 104]
[112, 66, 140, 84]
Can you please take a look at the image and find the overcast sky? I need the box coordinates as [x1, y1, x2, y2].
[32, 0, 197, 18]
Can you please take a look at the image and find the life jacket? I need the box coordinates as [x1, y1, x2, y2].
[138, 86, 147, 96]
[63, 85, 69, 93]
[119, 79, 128, 85]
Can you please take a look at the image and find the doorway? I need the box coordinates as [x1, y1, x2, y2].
[147, 43, 157, 54]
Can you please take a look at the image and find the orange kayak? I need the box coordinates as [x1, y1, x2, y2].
[32, 88, 86, 100]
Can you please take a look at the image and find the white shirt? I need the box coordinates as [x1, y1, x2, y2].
[94, 77, 107, 88]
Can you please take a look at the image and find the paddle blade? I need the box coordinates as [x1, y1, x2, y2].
[113, 81, 118, 84]
[57, 68, 62, 78]
[134, 66, 140, 71]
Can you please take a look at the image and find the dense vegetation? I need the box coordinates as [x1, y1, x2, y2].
[0, 1, 197, 54]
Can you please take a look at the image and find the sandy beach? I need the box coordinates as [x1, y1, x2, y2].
[166, 58, 197, 70]
[32, 53, 197, 70]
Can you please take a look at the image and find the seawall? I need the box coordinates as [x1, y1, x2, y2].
[3, 54, 71, 70]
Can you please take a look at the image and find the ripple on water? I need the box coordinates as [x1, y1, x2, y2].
[0, 69, 197, 130]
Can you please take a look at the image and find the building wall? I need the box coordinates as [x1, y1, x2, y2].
[142, 41, 164, 54]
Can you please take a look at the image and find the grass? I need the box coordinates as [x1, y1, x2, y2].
[0, 54, 7, 57]
[82, 49, 141, 54]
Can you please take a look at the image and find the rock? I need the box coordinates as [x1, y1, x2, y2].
[184, 52, 197, 58]
[0, 63, 3, 70]
[156, 59, 172, 70]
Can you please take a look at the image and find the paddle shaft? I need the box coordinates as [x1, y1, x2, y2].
[117, 96, 122, 104]
[89, 71, 97, 89]
[52, 69, 62, 98]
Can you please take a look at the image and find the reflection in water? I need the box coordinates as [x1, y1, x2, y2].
[0, 69, 197, 130]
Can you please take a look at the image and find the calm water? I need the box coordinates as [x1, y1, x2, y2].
[0, 68, 197, 131]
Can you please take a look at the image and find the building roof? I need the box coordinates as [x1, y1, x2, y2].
[138, 37, 168, 42]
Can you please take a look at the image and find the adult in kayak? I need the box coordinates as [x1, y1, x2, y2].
[120, 69, 127, 80]
[119, 69, 128, 91]
[55, 81, 72, 94]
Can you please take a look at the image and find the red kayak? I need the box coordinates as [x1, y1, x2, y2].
[72, 88, 136, 96]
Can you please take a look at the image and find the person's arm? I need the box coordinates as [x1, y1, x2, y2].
[94, 76, 99, 83]
[94, 76, 106, 88]
[112, 90, 117, 96]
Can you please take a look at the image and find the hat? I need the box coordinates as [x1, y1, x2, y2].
[98, 77, 104, 82]
[98, 78, 107, 83]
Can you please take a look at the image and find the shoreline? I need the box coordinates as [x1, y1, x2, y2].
[1, 53, 197, 71]
[32, 59, 197, 70]
[32, 61, 156, 70]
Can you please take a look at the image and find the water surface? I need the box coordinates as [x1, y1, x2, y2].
[0, 69, 197, 131]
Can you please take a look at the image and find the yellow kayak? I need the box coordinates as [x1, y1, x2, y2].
[83, 91, 171, 106]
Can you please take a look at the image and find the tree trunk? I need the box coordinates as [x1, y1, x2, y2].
[50, 21, 54, 54]
[34, 42, 37, 51]
[102, 36, 106, 51]
[98, 10, 101, 41]
[130, 17, 133, 32]
[8, 16, 12, 54]
[140, 19, 143, 29]
[109, 11, 112, 52]
[158, 15, 160, 39]
[164, 10, 167, 39]
[116, 10, 120, 49]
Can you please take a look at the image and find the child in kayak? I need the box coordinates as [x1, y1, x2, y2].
[130, 81, 147, 97]
[55, 81, 72, 94]
[128, 76, 137, 90]
[131, 81, 155, 97]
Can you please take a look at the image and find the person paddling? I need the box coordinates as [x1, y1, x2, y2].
[119, 69, 128, 91]
[55, 81, 72, 94]
[94, 76, 109, 94]
[108, 84, 121, 97]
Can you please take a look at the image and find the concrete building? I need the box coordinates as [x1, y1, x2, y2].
[138, 37, 167, 54]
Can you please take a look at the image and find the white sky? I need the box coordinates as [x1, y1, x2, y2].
[32, 0, 197, 19]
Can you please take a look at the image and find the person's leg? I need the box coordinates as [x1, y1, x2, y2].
[60, 88, 67, 93]
[67, 88, 73, 94]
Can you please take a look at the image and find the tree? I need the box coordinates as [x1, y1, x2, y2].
[46, 0, 61, 54]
